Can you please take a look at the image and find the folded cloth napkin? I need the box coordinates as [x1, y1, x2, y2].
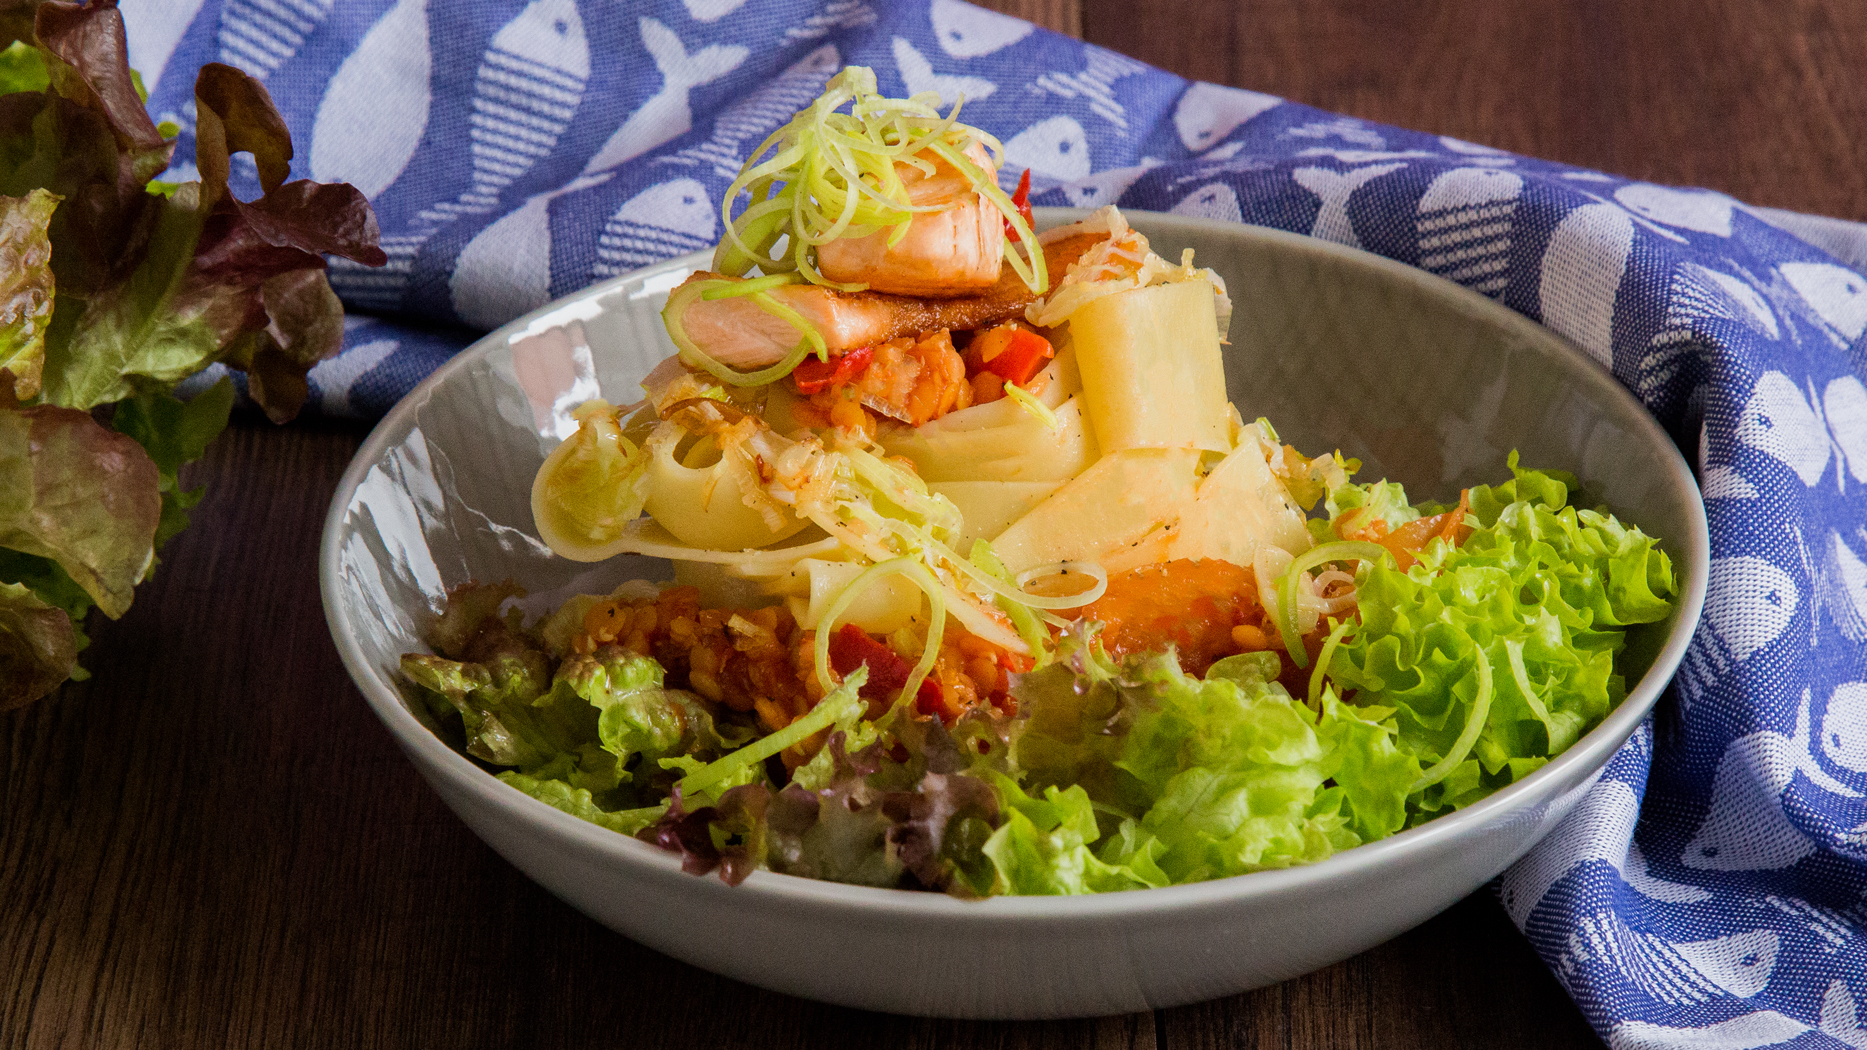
[131, 0, 1867, 1041]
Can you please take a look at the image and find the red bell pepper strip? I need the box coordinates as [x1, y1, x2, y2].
[827, 622, 942, 714]
[1004, 168, 1034, 242]
[791, 345, 874, 394]
[980, 328, 1053, 386]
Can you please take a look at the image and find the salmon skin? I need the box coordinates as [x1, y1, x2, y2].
[675, 233, 1103, 371]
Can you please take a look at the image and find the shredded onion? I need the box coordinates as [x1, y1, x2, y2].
[1273, 541, 1389, 669]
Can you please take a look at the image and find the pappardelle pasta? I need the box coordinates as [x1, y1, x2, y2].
[401, 68, 1677, 896]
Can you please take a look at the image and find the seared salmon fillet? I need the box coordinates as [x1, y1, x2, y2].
[674, 232, 1103, 370]
[815, 142, 1005, 297]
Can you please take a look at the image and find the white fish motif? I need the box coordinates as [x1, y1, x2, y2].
[1777, 261, 1867, 343]
[1637, 263, 1778, 403]
[651, 44, 839, 179]
[451, 195, 558, 331]
[1413, 167, 1523, 297]
[893, 36, 994, 106]
[1609, 1011, 1810, 1050]
[463, 0, 590, 204]
[218, 0, 334, 79]
[1683, 692, 1860, 871]
[1614, 183, 1738, 237]
[1173, 82, 1280, 152]
[929, 0, 1033, 57]
[1031, 47, 1148, 130]
[1821, 534, 1867, 642]
[1701, 466, 1758, 500]
[121, 0, 209, 94]
[1053, 162, 1156, 209]
[308, 336, 400, 416]
[310, 0, 432, 200]
[1822, 681, 1867, 773]
[1736, 370, 1867, 488]
[1538, 202, 1635, 369]
[681, 0, 748, 24]
[1563, 910, 1781, 1009]
[1285, 117, 1385, 148]
[592, 178, 718, 279]
[1821, 980, 1867, 1048]
[1701, 554, 1801, 664]
[337, 0, 590, 313]
[1291, 163, 1405, 248]
[1437, 136, 1516, 166]
[1170, 182, 1242, 224]
[582, 18, 746, 176]
[1669, 930, 1781, 998]
[1004, 115, 1091, 184]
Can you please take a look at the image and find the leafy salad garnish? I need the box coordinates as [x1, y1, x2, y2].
[0, 3, 385, 709]
[406, 458, 1676, 894]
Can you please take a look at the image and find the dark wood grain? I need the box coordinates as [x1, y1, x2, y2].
[7, 2, 1866, 1048]
[1084, 0, 1867, 220]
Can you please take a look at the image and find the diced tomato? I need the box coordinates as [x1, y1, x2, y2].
[1004, 168, 1034, 242]
[791, 345, 874, 395]
[976, 327, 1053, 386]
[1349, 490, 1475, 572]
[826, 622, 941, 715]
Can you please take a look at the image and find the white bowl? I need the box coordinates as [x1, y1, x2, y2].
[320, 209, 1708, 1019]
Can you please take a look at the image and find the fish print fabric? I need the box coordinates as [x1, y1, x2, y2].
[128, 0, 1867, 1043]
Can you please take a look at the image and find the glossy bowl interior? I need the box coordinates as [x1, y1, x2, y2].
[320, 209, 1709, 1019]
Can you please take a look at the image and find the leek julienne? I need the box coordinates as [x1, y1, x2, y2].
[660, 277, 824, 387]
[714, 66, 1046, 298]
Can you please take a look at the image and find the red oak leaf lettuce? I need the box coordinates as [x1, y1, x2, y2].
[0, 0, 385, 708]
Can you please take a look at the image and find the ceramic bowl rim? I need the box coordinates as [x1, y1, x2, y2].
[319, 208, 1710, 922]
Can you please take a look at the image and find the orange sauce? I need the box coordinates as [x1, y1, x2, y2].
[1074, 558, 1274, 676]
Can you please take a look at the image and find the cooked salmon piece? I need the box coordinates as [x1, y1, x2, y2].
[674, 232, 1103, 371]
[815, 141, 1004, 297]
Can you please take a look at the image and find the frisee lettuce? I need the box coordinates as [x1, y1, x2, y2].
[1325, 453, 1676, 820]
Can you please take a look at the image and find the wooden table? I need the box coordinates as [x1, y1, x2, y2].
[5, 2, 1863, 1046]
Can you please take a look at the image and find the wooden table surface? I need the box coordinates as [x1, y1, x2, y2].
[6, 2, 1864, 1047]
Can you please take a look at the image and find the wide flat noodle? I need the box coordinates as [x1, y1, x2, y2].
[1068, 279, 1231, 454]
[879, 356, 1096, 485]
[560, 517, 843, 571]
[990, 447, 1204, 575]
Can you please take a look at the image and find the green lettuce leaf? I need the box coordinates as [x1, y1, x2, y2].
[1326, 458, 1677, 823]
[1000, 637, 1368, 890]
[0, 403, 158, 619]
[0, 40, 50, 94]
[0, 546, 92, 682]
[110, 377, 235, 549]
[1320, 477, 1420, 540]
[0, 187, 56, 399]
[0, 577, 73, 710]
[982, 772, 1161, 894]
[497, 771, 667, 836]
